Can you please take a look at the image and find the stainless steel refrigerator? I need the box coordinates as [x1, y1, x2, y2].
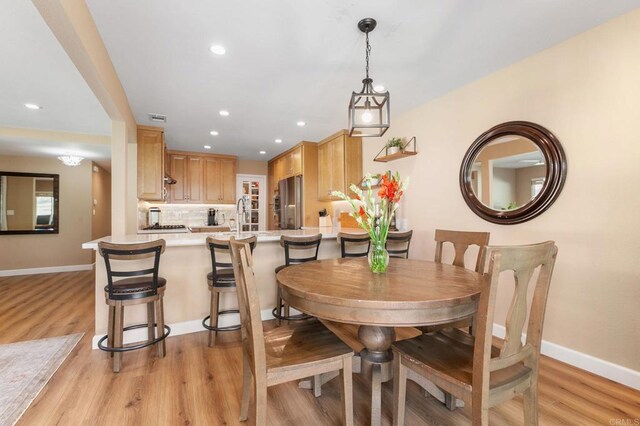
[278, 175, 303, 229]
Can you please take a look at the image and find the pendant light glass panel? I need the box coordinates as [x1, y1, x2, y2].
[348, 84, 390, 137]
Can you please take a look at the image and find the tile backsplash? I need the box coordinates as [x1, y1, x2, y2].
[139, 202, 235, 228]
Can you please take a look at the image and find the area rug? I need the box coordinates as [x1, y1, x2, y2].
[0, 333, 83, 426]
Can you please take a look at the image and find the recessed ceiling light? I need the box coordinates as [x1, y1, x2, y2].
[25, 103, 41, 110]
[210, 130, 219, 136]
[219, 110, 229, 116]
[275, 139, 282, 143]
[209, 45, 226, 55]
[204, 145, 212, 149]
[373, 85, 385, 92]
[296, 121, 306, 127]
[259, 151, 266, 155]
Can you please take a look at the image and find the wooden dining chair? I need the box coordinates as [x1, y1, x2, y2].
[229, 238, 354, 425]
[420, 229, 490, 334]
[392, 241, 558, 426]
[273, 234, 321, 325]
[386, 230, 413, 259]
[202, 235, 257, 347]
[337, 231, 371, 258]
[97, 240, 171, 373]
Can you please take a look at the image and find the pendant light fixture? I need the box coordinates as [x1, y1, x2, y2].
[348, 18, 390, 137]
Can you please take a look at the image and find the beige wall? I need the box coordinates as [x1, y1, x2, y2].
[515, 165, 546, 206]
[362, 10, 640, 370]
[238, 160, 268, 175]
[0, 155, 92, 269]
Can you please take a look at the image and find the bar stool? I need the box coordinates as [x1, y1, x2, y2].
[386, 230, 413, 259]
[272, 234, 321, 326]
[337, 231, 371, 258]
[97, 240, 171, 373]
[203, 235, 257, 347]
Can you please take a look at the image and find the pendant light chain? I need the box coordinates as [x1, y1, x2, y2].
[365, 31, 371, 81]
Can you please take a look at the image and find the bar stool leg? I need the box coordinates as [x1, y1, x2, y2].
[113, 302, 124, 373]
[156, 297, 166, 358]
[107, 305, 115, 358]
[208, 290, 220, 347]
[147, 302, 155, 341]
[275, 287, 282, 326]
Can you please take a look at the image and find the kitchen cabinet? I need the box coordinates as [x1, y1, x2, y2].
[137, 125, 166, 201]
[169, 151, 237, 204]
[267, 142, 328, 229]
[317, 130, 362, 201]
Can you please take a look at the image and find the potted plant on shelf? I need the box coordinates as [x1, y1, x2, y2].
[385, 138, 404, 156]
[332, 172, 409, 274]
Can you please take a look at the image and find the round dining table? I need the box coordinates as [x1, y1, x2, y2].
[276, 257, 483, 425]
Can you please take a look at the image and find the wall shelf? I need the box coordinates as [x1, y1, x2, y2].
[374, 136, 417, 162]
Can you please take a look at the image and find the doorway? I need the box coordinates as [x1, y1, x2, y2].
[236, 174, 266, 231]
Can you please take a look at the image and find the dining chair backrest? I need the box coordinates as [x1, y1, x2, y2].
[98, 240, 166, 300]
[229, 237, 267, 380]
[206, 235, 257, 282]
[472, 241, 557, 413]
[386, 230, 413, 259]
[434, 229, 490, 273]
[279, 234, 322, 266]
[337, 232, 371, 258]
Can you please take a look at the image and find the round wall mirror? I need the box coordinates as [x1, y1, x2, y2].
[460, 121, 567, 224]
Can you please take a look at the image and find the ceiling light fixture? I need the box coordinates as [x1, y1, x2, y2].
[210, 130, 219, 136]
[348, 18, 390, 137]
[25, 103, 41, 110]
[259, 151, 266, 155]
[296, 121, 306, 127]
[204, 145, 212, 149]
[209, 45, 226, 55]
[275, 139, 282, 143]
[58, 154, 84, 167]
[219, 110, 229, 116]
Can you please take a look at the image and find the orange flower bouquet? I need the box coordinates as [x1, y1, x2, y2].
[332, 171, 409, 273]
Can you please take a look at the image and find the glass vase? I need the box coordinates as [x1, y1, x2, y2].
[368, 241, 389, 274]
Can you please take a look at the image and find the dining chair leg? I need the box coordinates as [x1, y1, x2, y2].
[239, 354, 252, 422]
[393, 355, 407, 426]
[371, 363, 382, 426]
[340, 357, 354, 426]
[112, 302, 123, 373]
[313, 375, 322, 397]
[208, 290, 220, 347]
[254, 376, 267, 425]
[156, 297, 166, 358]
[523, 379, 539, 425]
[107, 305, 115, 358]
[147, 302, 155, 341]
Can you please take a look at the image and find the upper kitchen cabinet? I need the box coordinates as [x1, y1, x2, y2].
[317, 130, 362, 201]
[169, 151, 237, 204]
[137, 125, 166, 201]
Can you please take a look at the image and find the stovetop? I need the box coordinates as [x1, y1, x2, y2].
[139, 224, 190, 234]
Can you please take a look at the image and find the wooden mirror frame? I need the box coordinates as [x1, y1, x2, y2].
[459, 121, 567, 225]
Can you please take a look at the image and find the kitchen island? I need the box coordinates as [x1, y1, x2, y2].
[82, 228, 345, 347]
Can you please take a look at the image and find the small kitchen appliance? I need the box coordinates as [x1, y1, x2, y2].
[207, 208, 226, 226]
[148, 207, 161, 227]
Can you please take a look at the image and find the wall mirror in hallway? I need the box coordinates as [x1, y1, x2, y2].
[459, 121, 567, 224]
[0, 172, 59, 234]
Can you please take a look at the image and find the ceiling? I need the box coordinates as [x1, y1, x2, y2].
[1, 2, 638, 165]
[0, 0, 111, 166]
[86, 0, 639, 160]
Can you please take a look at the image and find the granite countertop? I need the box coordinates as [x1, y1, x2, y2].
[82, 227, 343, 250]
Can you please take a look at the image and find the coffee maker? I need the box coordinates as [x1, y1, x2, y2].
[207, 208, 217, 226]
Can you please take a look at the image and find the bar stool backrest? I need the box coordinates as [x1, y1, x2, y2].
[98, 239, 166, 300]
[386, 230, 413, 259]
[280, 234, 322, 266]
[337, 232, 371, 258]
[207, 235, 257, 282]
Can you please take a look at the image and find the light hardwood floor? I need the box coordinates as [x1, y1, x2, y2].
[0, 271, 638, 425]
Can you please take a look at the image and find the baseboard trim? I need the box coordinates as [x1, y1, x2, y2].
[0, 264, 93, 277]
[492, 324, 639, 390]
[92, 307, 276, 350]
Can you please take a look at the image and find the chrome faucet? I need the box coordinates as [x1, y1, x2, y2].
[236, 195, 249, 235]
